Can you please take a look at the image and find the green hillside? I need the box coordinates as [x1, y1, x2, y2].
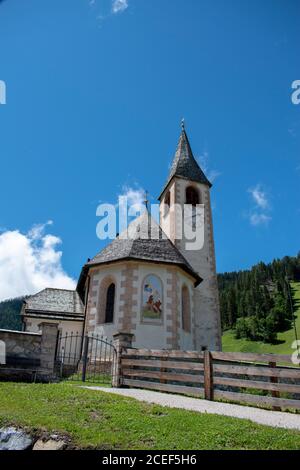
[222, 281, 300, 354]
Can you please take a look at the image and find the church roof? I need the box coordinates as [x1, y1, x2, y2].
[84, 212, 202, 286]
[23, 288, 85, 320]
[158, 126, 212, 200]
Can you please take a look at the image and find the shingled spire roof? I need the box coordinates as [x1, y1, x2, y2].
[159, 124, 212, 200]
[80, 211, 201, 287]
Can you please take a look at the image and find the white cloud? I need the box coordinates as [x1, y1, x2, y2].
[249, 213, 272, 226]
[0, 222, 76, 301]
[248, 185, 269, 209]
[246, 184, 272, 227]
[119, 185, 145, 207]
[28, 220, 53, 240]
[112, 0, 128, 14]
[116, 184, 146, 222]
[90, 0, 129, 24]
[197, 151, 221, 183]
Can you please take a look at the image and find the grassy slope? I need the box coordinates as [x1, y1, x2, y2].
[0, 382, 300, 450]
[222, 282, 300, 354]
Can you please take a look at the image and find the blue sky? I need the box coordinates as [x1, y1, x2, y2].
[0, 0, 299, 299]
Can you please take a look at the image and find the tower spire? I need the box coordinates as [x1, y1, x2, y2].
[158, 125, 212, 200]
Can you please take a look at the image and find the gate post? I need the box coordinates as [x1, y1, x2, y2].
[204, 350, 214, 401]
[81, 335, 90, 382]
[39, 322, 59, 378]
[112, 332, 134, 387]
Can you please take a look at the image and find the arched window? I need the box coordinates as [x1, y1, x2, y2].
[186, 186, 200, 206]
[181, 285, 191, 333]
[98, 277, 116, 324]
[141, 274, 163, 323]
[105, 283, 115, 323]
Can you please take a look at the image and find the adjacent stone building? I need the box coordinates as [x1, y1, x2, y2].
[22, 288, 84, 336]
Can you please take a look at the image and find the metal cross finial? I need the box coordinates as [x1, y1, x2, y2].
[181, 118, 185, 130]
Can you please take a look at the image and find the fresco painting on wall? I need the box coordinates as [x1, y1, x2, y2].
[142, 275, 163, 321]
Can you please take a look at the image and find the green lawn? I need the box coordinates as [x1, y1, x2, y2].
[222, 281, 300, 354]
[0, 382, 300, 449]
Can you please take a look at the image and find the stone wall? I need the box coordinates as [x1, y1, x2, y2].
[0, 329, 41, 361]
[0, 322, 58, 382]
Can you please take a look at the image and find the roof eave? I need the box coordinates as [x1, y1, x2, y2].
[85, 256, 202, 286]
[76, 265, 89, 300]
[23, 308, 84, 318]
[23, 314, 84, 323]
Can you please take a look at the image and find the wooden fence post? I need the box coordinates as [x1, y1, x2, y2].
[160, 356, 167, 384]
[269, 361, 281, 411]
[204, 350, 214, 401]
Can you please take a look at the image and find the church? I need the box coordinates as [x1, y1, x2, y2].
[22, 124, 222, 351]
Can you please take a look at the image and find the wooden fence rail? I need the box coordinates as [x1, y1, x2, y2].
[120, 348, 300, 411]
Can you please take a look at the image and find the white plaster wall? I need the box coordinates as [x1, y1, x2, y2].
[24, 317, 83, 336]
[159, 180, 176, 238]
[177, 271, 195, 350]
[132, 263, 195, 350]
[133, 263, 169, 349]
[88, 261, 196, 349]
[89, 264, 123, 342]
[88, 262, 170, 348]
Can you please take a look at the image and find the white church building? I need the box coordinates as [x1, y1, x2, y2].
[22, 124, 222, 351]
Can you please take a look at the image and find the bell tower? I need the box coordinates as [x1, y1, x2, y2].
[159, 122, 221, 350]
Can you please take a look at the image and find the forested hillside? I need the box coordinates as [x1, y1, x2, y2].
[0, 297, 25, 331]
[1, 253, 300, 341]
[218, 253, 300, 344]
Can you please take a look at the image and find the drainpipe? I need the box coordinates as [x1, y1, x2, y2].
[21, 301, 26, 331]
[81, 271, 91, 354]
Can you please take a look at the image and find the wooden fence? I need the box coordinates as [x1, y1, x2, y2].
[120, 349, 300, 411]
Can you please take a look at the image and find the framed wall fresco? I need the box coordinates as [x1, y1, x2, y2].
[141, 274, 163, 323]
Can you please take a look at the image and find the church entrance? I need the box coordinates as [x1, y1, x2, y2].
[54, 332, 117, 385]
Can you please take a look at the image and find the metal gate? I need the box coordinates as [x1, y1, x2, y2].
[55, 332, 117, 384]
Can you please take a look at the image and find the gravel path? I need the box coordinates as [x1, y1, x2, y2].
[83, 386, 300, 431]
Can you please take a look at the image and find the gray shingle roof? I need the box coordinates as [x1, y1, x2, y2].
[159, 128, 211, 200]
[87, 212, 202, 286]
[23, 288, 84, 318]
